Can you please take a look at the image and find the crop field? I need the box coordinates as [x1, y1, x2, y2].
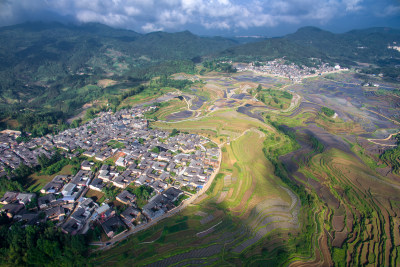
[26, 164, 73, 193]
[144, 98, 187, 121]
[255, 88, 293, 109]
[285, 146, 400, 266]
[91, 70, 400, 266]
[118, 87, 177, 108]
[91, 105, 311, 266]
[274, 72, 400, 266]
[85, 189, 106, 204]
[288, 73, 400, 135]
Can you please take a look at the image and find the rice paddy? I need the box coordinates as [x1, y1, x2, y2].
[91, 70, 400, 266]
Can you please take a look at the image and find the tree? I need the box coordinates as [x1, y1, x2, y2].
[103, 186, 118, 201]
[70, 118, 81, 128]
[151, 146, 160, 153]
[130, 185, 153, 201]
[170, 128, 180, 137]
[321, 106, 335, 117]
[257, 84, 262, 92]
[13, 163, 34, 183]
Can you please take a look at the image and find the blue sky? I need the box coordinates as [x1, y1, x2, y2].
[0, 0, 399, 36]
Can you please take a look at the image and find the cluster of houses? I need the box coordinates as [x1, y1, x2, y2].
[0, 105, 220, 238]
[0, 130, 52, 174]
[235, 59, 344, 82]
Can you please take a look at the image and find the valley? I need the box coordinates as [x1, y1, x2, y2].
[0, 21, 400, 266]
[89, 68, 400, 266]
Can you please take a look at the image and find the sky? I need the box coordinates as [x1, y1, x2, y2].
[0, 0, 399, 37]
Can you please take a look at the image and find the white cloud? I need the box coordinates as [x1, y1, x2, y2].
[142, 22, 164, 32]
[0, 0, 397, 33]
[378, 4, 400, 16]
[125, 6, 140, 16]
[344, 0, 363, 11]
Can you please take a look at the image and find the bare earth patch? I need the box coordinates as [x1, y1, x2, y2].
[97, 79, 117, 88]
[216, 191, 228, 204]
[332, 215, 345, 231]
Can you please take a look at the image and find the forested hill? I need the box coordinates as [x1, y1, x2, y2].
[218, 37, 328, 65]
[1, 22, 400, 134]
[217, 26, 400, 67]
[0, 21, 237, 64]
[0, 21, 238, 127]
[0, 21, 237, 84]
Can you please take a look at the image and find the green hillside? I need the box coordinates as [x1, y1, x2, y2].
[219, 37, 327, 66]
[287, 26, 400, 65]
[0, 21, 238, 131]
[1, 22, 399, 134]
[217, 26, 400, 67]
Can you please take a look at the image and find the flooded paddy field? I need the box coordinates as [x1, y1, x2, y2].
[191, 96, 207, 110]
[289, 75, 400, 134]
[165, 110, 193, 121]
[99, 70, 400, 267]
[237, 105, 265, 122]
[233, 73, 287, 85]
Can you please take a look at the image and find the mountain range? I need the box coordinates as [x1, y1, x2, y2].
[0, 21, 399, 131]
[218, 26, 400, 67]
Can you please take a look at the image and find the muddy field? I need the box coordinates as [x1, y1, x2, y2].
[191, 96, 207, 110]
[299, 124, 354, 154]
[233, 73, 286, 85]
[289, 75, 400, 134]
[237, 105, 266, 122]
[165, 110, 193, 121]
[97, 71, 400, 266]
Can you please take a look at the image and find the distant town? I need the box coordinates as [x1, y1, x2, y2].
[0, 105, 220, 239]
[235, 59, 345, 82]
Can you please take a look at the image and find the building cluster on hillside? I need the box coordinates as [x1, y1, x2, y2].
[0, 130, 52, 174]
[235, 59, 343, 82]
[0, 105, 220, 238]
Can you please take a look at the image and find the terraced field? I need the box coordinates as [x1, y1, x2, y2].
[91, 70, 400, 266]
[278, 72, 400, 266]
[91, 105, 313, 265]
[285, 146, 400, 266]
[146, 99, 187, 121]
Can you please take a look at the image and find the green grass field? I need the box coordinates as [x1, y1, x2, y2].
[26, 164, 73, 193]
[144, 99, 187, 121]
[91, 106, 309, 266]
[89, 72, 400, 266]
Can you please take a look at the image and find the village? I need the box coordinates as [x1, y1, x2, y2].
[0, 105, 220, 239]
[234, 59, 344, 82]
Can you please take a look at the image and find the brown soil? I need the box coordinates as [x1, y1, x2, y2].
[319, 187, 340, 210]
[346, 232, 357, 244]
[332, 231, 348, 248]
[346, 208, 354, 233]
[290, 229, 332, 267]
[393, 218, 400, 246]
[332, 215, 345, 232]
[216, 191, 228, 204]
[85, 189, 105, 203]
[226, 188, 234, 199]
[360, 243, 369, 265]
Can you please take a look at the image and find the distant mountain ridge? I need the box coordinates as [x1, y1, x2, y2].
[0, 21, 238, 114]
[0, 21, 238, 67]
[1, 21, 399, 132]
[218, 26, 400, 66]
